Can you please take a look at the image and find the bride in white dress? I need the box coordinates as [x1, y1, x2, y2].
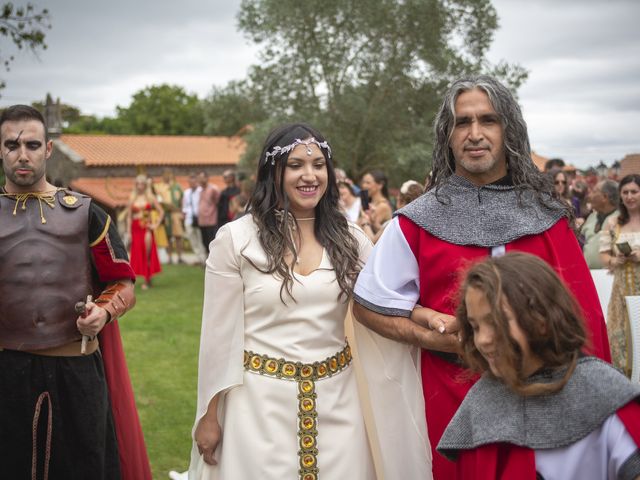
[189, 123, 430, 480]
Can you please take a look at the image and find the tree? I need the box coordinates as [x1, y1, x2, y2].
[0, 2, 50, 90]
[237, 0, 527, 185]
[28, 98, 130, 134]
[63, 114, 130, 135]
[33, 85, 206, 136]
[202, 80, 268, 137]
[115, 84, 205, 135]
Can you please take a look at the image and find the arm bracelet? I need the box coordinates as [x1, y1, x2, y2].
[94, 281, 136, 322]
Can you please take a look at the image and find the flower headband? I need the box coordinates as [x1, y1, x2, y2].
[263, 137, 332, 166]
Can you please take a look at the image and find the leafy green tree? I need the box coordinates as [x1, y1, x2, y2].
[115, 84, 205, 135]
[34, 85, 206, 136]
[237, 0, 527, 185]
[40, 85, 204, 135]
[202, 80, 268, 137]
[0, 2, 50, 90]
[28, 99, 131, 135]
[63, 114, 130, 135]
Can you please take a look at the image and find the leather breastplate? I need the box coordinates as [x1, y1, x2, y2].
[0, 190, 93, 350]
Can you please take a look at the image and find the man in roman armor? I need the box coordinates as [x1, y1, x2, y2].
[0, 105, 151, 479]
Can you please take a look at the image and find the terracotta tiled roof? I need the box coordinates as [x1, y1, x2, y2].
[69, 175, 225, 209]
[531, 151, 548, 171]
[59, 134, 245, 167]
[621, 153, 640, 177]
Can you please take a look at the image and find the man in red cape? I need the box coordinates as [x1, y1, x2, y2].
[353, 75, 611, 479]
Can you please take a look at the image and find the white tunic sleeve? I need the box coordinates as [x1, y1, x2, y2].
[535, 413, 639, 480]
[354, 217, 420, 317]
[606, 414, 639, 479]
[193, 222, 245, 426]
[190, 222, 248, 477]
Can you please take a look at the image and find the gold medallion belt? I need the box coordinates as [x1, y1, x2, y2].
[243, 340, 352, 480]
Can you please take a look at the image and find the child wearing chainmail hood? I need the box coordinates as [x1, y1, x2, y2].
[437, 252, 640, 480]
[188, 123, 429, 479]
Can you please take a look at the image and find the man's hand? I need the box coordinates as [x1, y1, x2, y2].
[410, 306, 462, 353]
[414, 329, 463, 354]
[410, 306, 460, 334]
[76, 301, 109, 337]
[353, 302, 463, 353]
[195, 414, 222, 466]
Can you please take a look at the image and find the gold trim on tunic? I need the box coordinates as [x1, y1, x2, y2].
[243, 341, 352, 480]
[89, 215, 111, 247]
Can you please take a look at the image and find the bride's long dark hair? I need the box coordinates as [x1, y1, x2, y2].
[246, 123, 362, 302]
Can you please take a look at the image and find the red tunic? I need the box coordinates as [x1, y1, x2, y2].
[399, 215, 611, 479]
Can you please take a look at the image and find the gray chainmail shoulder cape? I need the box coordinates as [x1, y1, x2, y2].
[437, 357, 640, 460]
[396, 175, 567, 247]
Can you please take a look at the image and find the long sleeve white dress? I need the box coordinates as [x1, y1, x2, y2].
[190, 215, 377, 479]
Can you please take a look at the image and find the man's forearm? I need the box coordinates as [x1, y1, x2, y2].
[352, 301, 460, 353]
[94, 279, 136, 322]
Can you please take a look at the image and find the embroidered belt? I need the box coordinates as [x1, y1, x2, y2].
[243, 342, 352, 480]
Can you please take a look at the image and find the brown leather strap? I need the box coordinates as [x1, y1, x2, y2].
[31, 391, 53, 480]
[25, 338, 99, 357]
[94, 280, 136, 322]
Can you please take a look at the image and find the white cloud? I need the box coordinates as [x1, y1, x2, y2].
[488, 0, 640, 168]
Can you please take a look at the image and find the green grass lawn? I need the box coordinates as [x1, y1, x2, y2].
[119, 264, 205, 479]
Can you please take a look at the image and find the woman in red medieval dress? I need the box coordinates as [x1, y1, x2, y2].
[127, 175, 163, 289]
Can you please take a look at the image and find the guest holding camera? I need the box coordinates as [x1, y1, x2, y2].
[600, 173, 640, 377]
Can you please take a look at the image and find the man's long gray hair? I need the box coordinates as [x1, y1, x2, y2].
[429, 75, 570, 219]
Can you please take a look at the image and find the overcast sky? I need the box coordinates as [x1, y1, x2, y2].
[1, 0, 638, 169]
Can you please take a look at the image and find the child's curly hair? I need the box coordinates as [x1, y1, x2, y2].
[457, 252, 589, 396]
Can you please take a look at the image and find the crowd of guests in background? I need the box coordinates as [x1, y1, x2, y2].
[544, 158, 640, 379]
[123, 168, 255, 287]
[336, 168, 425, 243]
